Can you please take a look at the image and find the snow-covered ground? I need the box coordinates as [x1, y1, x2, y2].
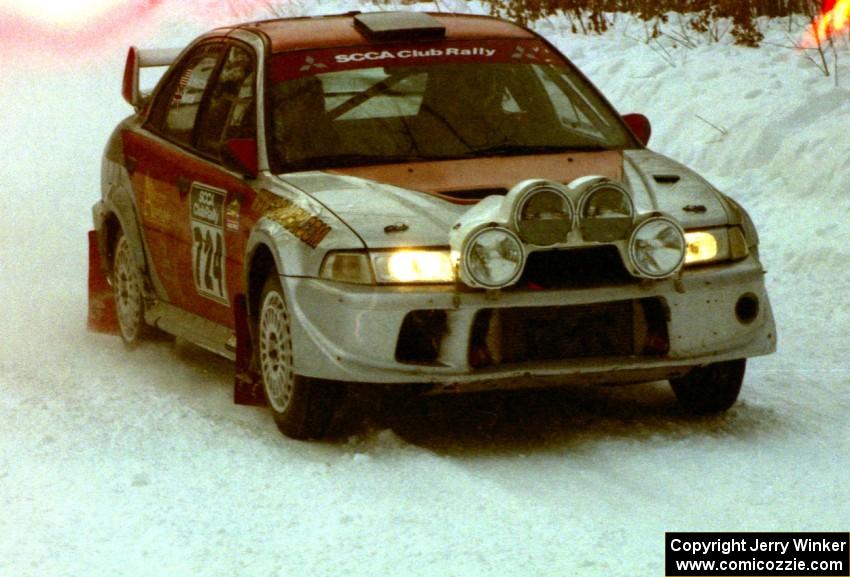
[0, 2, 847, 576]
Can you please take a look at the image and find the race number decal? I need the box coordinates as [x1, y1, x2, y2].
[190, 183, 229, 305]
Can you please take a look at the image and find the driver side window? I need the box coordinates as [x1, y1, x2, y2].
[151, 43, 224, 146]
[196, 44, 257, 159]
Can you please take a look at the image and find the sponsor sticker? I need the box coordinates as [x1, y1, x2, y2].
[253, 189, 331, 249]
[225, 198, 241, 232]
[190, 183, 229, 305]
[271, 39, 558, 82]
[141, 173, 174, 227]
[333, 46, 496, 64]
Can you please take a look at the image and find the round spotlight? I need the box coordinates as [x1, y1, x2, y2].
[628, 217, 686, 279]
[579, 181, 634, 242]
[511, 182, 573, 246]
[461, 227, 525, 289]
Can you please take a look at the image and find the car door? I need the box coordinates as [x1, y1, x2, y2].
[125, 41, 258, 328]
[181, 42, 259, 328]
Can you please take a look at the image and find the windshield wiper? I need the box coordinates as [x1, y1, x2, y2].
[465, 143, 609, 157]
[280, 143, 612, 171]
[286, 153, 428, 170]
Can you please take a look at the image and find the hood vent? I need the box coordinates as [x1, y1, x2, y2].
[653, 174, 681, 185]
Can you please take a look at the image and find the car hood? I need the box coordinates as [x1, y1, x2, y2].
[623, 149, 730, 229]
[279, 149, 730, 249]
[279, 172, 467, 249]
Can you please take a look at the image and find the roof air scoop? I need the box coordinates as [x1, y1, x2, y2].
[354, 12, 446, 40]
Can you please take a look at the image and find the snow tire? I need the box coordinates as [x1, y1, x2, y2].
[112, 230, 149, 347]
[669, 359, 746, 414]
[258, 274, 341, 440]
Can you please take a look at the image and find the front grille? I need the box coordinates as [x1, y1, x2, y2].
[469, 298, 669, 368]
[516, 245, 633, 290]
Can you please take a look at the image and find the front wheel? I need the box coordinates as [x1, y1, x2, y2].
[669, 359, 746, 414]
[258, 275, 341, 439]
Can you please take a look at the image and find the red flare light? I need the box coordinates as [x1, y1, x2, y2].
[807, 0, 850, 45]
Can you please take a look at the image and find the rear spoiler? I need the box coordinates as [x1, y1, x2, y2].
[122, 46, 182, 110]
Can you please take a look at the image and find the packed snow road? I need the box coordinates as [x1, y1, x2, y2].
[0, 5, 847, 576]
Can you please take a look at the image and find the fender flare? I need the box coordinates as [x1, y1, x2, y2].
[98, 182, 146, 275]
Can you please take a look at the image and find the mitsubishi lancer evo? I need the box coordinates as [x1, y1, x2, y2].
[89, 11, 776, 439]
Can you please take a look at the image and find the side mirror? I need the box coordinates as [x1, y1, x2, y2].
[224, 138, 259, 178]
[623, 113, 652, 147]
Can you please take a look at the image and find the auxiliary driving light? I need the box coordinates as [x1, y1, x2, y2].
[461, 227, 525, 289]
[578, 180, 634, 242]
[511, 181, 573, 246]
[628, 217, 686, 279]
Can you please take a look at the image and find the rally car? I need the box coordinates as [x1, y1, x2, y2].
[89, 11, 776, 439]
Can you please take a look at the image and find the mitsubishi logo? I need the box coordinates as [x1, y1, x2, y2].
[511, 45, 539, 60]
[511, 45, 554, 64]
[299, 56, 328, 72]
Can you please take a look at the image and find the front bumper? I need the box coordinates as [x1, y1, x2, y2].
[282, 254, 776, 392]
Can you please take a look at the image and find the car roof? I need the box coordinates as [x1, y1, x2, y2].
[219, 12, 536, 53]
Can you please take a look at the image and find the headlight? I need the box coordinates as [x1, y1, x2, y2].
[372, 250, 455, 284]
[511, 181, 573, 246]
[628, 217, 686, 279]
[320, 252, 373, 284]
[684, 227, 749, 266]
[578, 180, 634, 242]
[321, 250, 455, 284]
[684, 231, 719, 264]
[461, 227, 525, 289]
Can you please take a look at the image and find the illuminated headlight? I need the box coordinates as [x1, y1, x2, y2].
[372, 250, 455, 283]
[461, 227, 525, 289]
[628, 217, 686, 279]
[684, 231, 719, 264]
[512, 183, 573, 246]
[684, 227, 749, 266]
[579, 181, 634, 242]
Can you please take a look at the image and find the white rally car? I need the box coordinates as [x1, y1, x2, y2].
[89, 11, 777, 439]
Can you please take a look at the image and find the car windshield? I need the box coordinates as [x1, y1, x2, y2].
[268, 43, 633, 171]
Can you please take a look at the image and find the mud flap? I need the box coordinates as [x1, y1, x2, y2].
[233, 294, 267, 406]
[87, 230, 119, 334]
